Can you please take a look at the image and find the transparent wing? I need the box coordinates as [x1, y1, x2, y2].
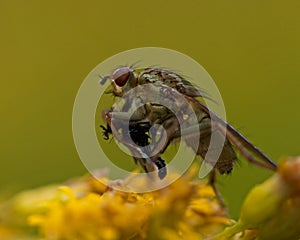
[177, 96, 277, 171]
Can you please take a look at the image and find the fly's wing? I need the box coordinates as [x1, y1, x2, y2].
[181, 96, 277, 171]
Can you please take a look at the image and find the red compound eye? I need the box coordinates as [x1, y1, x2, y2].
[112, 67, 131, 87]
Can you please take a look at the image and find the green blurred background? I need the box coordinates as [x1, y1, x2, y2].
[1, 0, 299, 218]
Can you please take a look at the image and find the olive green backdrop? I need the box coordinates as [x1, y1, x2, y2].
[1, 0, 299, 218]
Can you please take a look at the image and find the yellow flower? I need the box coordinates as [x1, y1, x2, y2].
[25, 164, 231, 240]
[7, 157, 300, 239]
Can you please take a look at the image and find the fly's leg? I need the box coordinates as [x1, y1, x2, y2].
[129, 122, 151, 147]
[129, 121, 158, 175]
[209, 169, 227, 210]
[103, 109, 167, 177]
[130, 115, 178, 179]
[129, 102, 180, 176]
[100, 125, 112, 140]
[154, 157, 167, 179]
[100, 109, 113, 140]
[134, 156, 156, 175]
[148, 115, 179, 162]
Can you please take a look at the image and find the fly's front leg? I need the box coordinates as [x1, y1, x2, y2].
[104, 110, 157, 173]
[104, 106, 161, 176]
[105, 102, 149, 142]
[100, 125, 112, 140]
[100, 109, 113, 140]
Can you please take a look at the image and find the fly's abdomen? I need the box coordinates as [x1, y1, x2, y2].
[184, 114, 237, 175]
[197, 132, 237, 174]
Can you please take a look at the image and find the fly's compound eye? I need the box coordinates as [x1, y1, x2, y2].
[112, 67, 131, 87]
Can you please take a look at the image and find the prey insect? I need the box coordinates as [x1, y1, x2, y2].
[99, 66, 277, 196]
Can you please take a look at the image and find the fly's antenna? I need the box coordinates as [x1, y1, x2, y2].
[99, 74, 110, 85]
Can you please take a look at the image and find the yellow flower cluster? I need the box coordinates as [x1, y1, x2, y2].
[27, 166, 231, 240]
[1, 157, 300, 240]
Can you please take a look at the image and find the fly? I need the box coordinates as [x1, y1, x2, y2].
[99, 66, 277, 200]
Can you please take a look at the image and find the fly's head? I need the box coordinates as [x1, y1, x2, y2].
[105, 67, 138, 97]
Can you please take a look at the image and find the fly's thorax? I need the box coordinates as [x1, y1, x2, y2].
[138, 68, 203, 98]
[138, 68, 183, 86]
